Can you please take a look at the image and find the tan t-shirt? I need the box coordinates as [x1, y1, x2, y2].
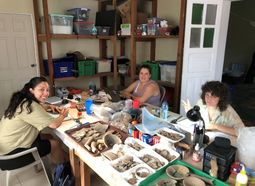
[0, 101, 54, 155]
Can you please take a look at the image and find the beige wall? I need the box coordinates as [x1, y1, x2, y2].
[0, 1, 34, 14]
[224, 0, 255, 73]
[0, 0, 180, 89]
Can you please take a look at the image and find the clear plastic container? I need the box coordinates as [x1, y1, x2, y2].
[49, 14, 73, 34]
[97, 59, 112, 73]
[147, 24, 156, 35]
[118, 64, 128, 74]
[159, 62, 176, 83]
[73, 21, 93, 35]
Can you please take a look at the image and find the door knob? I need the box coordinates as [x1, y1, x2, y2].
[30, 64, 37, 67]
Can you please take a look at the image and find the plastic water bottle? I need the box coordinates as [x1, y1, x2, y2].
[91, 25, 97, 35]
[192, 143, 201, 162]
[88, 81, 96, 95]
[235, 165, 248, 186]
[160, 101, 169, 120]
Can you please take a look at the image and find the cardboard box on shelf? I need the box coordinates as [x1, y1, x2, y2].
[121, 12, 147, 24]
[118, 0, 130, 17]
[137, 12, 147, 24]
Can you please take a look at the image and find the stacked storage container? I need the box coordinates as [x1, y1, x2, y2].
[43, 56, 75, 78]
[159, 61, 176, 83]
[49, 14, 74, 34]
[97, 59, 112, 73]
[78, 60, 96, 76]
[66, 8, 93, 35]
[141, 61, 159, 81]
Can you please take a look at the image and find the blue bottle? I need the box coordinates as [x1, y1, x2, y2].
[91, 25, 97, 36]
[160, 101, 169, 120]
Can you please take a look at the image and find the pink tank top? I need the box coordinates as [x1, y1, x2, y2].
[132, 80, 160, 106]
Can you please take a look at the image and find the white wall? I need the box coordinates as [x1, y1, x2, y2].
[224, 0, 255, 72]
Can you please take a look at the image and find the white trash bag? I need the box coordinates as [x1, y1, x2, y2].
[237, 127, 255, 169]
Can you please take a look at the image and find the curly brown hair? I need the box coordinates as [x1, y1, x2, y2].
[201, 81, 229, 112]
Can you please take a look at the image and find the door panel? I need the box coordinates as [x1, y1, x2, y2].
[180, 0, 231, 115]
[187, 53, 213, 73]
[0, 13, 38, 117]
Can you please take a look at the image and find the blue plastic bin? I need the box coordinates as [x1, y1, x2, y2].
[44, 56, 74, 78]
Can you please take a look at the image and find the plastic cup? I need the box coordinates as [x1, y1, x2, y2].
[85, 99, 93, 115]
[125, 99, 133, 109]
[133, 99, 140, 109]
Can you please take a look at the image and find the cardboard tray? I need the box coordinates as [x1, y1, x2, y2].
[138, 159, 228, 186]
[65, 121, 128, 156]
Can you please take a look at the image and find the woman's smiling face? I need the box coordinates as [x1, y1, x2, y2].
[139, 68, 151, 83]
[29, 82, 50, 103]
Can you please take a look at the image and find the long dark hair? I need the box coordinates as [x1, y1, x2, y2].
[201, 81, 229, 112]
[4, 77, 48, 119]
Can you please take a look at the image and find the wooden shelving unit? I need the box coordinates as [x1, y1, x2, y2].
[127, 0, 186, 112]
[32, 0, 118, 94]
[33, 0, 186, 112]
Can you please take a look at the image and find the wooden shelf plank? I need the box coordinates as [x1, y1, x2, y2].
[135, 35, 179, 39]
[118, 35, 178, 40]
[77, 35, 97, 39]
[54, 77, 77, 81]
[54, 72, 114, 81]
[157, 80, 175, 88]
[97, 35, 115, 40]
[51, 34, 77, 39]
[91, 72, 114, 77]
[37, 34, 47, 41]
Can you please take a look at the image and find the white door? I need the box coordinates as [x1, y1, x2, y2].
[180, 0, 231, 115]
[0, 13, 38, 117]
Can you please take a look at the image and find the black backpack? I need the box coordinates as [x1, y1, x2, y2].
[53, 162, 75, 186]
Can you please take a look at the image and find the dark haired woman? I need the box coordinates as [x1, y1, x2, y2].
[183, 81, 244, 137]
[0, 77, 69, 170]
[121, 64, 161, 106]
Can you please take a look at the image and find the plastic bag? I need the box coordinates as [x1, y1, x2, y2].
[237, 127, 255, 169]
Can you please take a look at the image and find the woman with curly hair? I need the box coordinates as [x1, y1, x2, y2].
[0, 77, 69, 170]
[183, 81, 244, 137]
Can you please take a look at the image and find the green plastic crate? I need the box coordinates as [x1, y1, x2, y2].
[139, 159, 229, 186]
[78, 60, 96, 76]
[141, 61, 159, 80]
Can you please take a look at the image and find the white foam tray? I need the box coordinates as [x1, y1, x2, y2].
[156, 127, 185, 144]
[151, 143, 180, 163]
[137, 148, 168, 171]
[124, 137, 152, 155]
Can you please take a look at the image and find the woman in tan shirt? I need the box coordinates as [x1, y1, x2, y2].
[0, 77, 68, 170]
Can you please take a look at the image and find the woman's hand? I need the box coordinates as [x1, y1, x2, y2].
[181, 99, 192, 112]
[44, 104, 62, 113]
[120, 91, 132, 99]
[58, 108, 69, 118]
[206, 122, 217, 131]
[49, 107, 69, 129]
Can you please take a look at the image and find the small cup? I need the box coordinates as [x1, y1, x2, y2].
[85, 99, 93, 115]
[125, 99, 133, 109]
[133, 99, 140, 109]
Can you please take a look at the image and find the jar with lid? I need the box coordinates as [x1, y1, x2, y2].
[192, 143, 201, 162]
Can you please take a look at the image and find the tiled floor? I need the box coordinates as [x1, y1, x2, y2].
[0, 167, 109, 186]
